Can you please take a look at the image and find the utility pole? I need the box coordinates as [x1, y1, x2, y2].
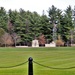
[53, 21, 57, 42]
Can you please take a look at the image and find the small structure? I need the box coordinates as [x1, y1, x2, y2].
[16, 46, 28, 48]
[50, 41, 56, 47]
[45, 41, 56, 47]
[32, 39, 39, 47]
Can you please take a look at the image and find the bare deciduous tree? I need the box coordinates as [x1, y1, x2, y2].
[1, 33, 14, 47]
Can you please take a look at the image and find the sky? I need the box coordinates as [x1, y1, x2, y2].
[0, 0, 75, 15]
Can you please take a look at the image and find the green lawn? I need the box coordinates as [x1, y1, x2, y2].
[0, 47, 75, 75]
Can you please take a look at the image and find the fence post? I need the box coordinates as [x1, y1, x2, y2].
[28, 57, 33, 75]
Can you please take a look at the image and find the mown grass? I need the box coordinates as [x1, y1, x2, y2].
[0, 47, 75, 75]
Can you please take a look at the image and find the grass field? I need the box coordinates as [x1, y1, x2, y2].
[0, 47, 75, 75]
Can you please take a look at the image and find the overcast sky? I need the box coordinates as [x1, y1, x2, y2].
[0, 0, 75, 15]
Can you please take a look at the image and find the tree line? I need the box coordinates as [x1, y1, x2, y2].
[0, 5, 75, 47]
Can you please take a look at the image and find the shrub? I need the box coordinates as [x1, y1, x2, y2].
[56, 35, 64, 46]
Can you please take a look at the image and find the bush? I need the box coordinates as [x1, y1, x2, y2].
[56, 35, 64, 46]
